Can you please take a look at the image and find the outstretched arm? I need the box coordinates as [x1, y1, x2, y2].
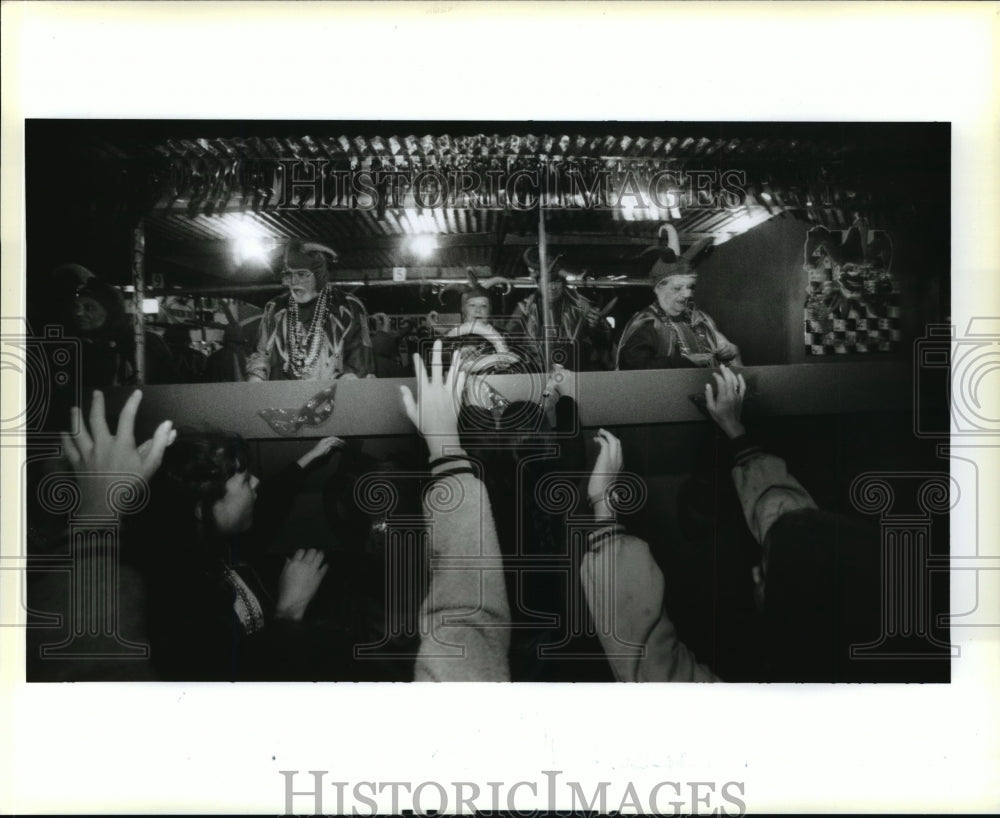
[251, 436, 346, 549]
[33, 390, 177, 681]
[581, 430, 718, 682]
[705, 365, 816, 545]
[401, 341, 511, 681]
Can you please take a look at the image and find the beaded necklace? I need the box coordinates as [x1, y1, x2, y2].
[653, 302, 703, 356]
[221, 566, 265, 635]
[285, 286, 330, 378]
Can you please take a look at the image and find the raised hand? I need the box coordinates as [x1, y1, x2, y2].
[60, 390, 176, 517]
[399, 340, 466, 458]
[274, 548, 329, 622]
[61, 390, 175, 480]
[544, 362, 576, 400]
[297, 435, 346, 469]
[704, 364, 747, 439]
[588, 428, 624, 520]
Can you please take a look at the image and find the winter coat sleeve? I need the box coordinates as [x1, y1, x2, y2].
[579, 524, 719, 682]
[728, 435, 817, 546]
[414, 454, 511, 681]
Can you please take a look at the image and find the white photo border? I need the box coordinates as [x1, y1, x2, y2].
[2, 2, 998, 814]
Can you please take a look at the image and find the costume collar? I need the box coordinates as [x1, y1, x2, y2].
[650, 301, 696, 324]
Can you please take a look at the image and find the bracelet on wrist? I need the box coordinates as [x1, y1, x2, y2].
[428, 453, 468, 470]
[430, 466, 476, 480]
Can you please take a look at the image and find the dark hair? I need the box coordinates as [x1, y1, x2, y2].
[762, 508, 883, 681]
[458, 401, 549, 449]
[322, 451, 423, 552]
[155, 430, 251, 535]
[458, 399, 568, 558]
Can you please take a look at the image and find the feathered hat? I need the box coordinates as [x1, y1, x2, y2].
[281, 239, 339, 288]
[642, 224, 713, 287]
[522, 246, 568, 279]
[439, 269, 513, 306]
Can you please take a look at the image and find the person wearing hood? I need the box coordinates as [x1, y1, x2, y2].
[58, 269, 137, 390]
[616, 227, 741, 370]
[246, 240, 374, 381]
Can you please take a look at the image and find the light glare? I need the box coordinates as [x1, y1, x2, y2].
[410, 235, 439, 259]
[234, 236, 269, 265]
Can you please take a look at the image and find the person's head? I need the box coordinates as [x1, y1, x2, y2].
[322, 454, 422, 553]
[72, 295, 108, 332]
[645, 218, 709, 319]
[70, 279, 124, 334]
[159, 431, 259, 538]
[459, 399, 555, 467]
[281, 240, 338, 305]
[52, 263, 96, 292]
[458, 272, 492, 323]
[461, 293, 491, 323]
[653, 271, 697, 317]
[523, 247, 567, 303]
[759, 508, 883, 681]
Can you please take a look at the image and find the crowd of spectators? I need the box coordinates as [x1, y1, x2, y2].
[27, 336, 908, 683]
[25, 232, 927, 684]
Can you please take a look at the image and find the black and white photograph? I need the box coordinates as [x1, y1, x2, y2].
[2, 3, 998, 816]
[21, 118, 954, 685]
